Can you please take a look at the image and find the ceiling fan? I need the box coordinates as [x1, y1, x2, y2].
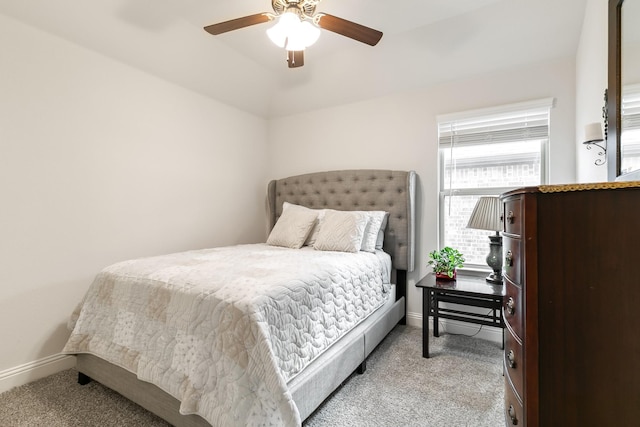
[203, 0, 383, 68]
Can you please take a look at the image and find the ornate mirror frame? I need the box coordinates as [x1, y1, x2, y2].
[607, 0, 623, 181]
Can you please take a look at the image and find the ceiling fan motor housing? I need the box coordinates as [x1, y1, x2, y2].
[272, 0, 319, 19]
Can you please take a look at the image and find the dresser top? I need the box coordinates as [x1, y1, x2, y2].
[502, 180, 640, 197]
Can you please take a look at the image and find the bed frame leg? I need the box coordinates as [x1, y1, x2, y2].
[397, 269, 408, 325]
[357, 360, 367, 374]
[78, 372, 92, 385]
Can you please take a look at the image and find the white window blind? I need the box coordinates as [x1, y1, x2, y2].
[621, 84, 640, 174]
[438, 109, 550, 147]
[622, 84, 640, 130]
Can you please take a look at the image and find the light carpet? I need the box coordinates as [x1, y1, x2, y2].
[0, 325, 504, 426]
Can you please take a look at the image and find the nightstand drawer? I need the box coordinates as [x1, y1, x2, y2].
[503, 196, 522, 236]
[503, 279, 523, 340]
[504, 376, 524, 427]
[503, 238, 522, 285]
[504, 330, 524, 402]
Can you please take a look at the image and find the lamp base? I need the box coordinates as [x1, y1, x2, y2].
[486, 233, 503, 285]
[485, 271, 503, 284]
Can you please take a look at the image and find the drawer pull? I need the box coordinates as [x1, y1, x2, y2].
[506, 297, 515, 316]
[506, 210, 516, 224]
[508, 404, 519, 425]
[507, 350, 517, 368]
[505, 250, 514, 267]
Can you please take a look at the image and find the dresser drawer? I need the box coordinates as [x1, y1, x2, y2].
[503, 238, 522, 285]
[503, 279, 523, 340]
[504, 376, 524, 427]
[503, 196, 523, 236]
[504, 330, 524, 402]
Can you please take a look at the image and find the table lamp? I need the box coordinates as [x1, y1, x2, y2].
[466, 196, 503, 284]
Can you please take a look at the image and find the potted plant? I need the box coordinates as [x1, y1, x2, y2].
[428, 247, 465, 280]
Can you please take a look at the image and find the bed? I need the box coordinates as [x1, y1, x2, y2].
[63, 169, 416, 427]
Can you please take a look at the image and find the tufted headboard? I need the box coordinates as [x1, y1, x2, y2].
[267, 169, 415, 273]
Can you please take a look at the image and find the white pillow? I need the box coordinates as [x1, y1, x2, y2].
[313, 210, 368, 253]
[360, 211, 387, 252]
[375, 213, 389, 250]
[282, 202, 324, 246]
[266, 206, 318, 249]
[305, 210, 326, 246]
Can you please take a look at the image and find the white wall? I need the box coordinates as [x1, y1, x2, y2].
[0, 14, 268, 391]
[576, 0, 609, 182]
[268, 57, 577, 327]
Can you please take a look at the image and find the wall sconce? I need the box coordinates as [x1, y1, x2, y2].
[583, 122, 607, 166]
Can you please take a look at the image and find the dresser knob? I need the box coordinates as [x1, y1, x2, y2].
[506, 210, 516, 224]
[506, 297, 515, 316]
[508, 404, 519, 425]
[505, 250, 514, 267]
[507, 350, 516, 368]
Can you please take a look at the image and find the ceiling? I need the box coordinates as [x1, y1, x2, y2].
[0, 0, 587, 118]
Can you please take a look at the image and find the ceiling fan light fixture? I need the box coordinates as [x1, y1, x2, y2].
[299, 21, 321, 47]
[266, 11, 320, 51]
[266, 11, 297, 47]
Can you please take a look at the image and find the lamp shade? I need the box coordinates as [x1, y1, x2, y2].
[583, 122, 604, 144]
[466, 196, 502, 232]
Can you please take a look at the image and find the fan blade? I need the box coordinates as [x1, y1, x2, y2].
[204, 13, 272, 35]
[316, 14, 383, 46]
[287, 50, 304, 68]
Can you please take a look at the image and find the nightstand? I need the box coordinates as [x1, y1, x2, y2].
[415, 273, 505, 358]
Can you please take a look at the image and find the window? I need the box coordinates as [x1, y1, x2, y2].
[621, 84, 640, 174]
[437, 99, 553, 270]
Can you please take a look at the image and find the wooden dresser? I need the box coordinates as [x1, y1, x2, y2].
[500, 182, 640, 426]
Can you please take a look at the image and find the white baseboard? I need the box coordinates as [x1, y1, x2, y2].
[0, 354, 76, 394]
[406, 311, 504, 345]
[406, 311, 423, 328]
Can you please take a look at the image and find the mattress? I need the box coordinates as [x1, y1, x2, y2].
[63, 243, 392, 427]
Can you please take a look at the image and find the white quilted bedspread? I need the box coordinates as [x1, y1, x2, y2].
[63, 244, 391, 427]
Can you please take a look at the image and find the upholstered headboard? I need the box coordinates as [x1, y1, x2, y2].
[267, 169, 415, 272]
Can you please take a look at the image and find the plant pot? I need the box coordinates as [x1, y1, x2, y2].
[435, 271, 456, 280]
